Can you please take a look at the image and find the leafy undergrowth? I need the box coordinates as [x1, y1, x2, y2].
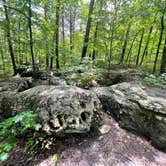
[0, 111, 42, 164]
[142, 73, 166, 87]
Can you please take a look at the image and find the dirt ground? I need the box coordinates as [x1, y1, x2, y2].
[3, 113, 166, 166]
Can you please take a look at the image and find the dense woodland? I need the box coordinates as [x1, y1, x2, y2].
[0, 0, 165, 75]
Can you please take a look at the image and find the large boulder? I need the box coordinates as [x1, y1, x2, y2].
[94, 83, 166, 150]
[96, 68, 144, 86]
[0, 76, 33, 92]
[0, 85, 101, 135]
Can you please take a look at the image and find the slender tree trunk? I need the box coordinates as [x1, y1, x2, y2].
[125, 31, 139, 64]
[28, 0, 36, 72]
[160, 36, 166, 73]
[108, 27, 114, 69]
[0, 40, 5, 73]
[18, 21, 22, 65]
[81, 0, 95, 61]
[92, 23, 98, 60]
[149, 29, 157, 59]
[55, 0, 60, 69]
[62, 9, 65, 65]
[136, 28, 144, 66]
[50, 39, 54, 70]
[108, 1, 118, 69]
[153, 10, 165, 74]
[119, 22, 131, 64]
[69, 10, 73, 51]
[44, 4, 49, 69]
[139, 26, 153, 66]
[3, 0, 17, 75]
[62, 15, 65, 46]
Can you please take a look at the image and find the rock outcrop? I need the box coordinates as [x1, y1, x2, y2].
[95, 82, 166, 150]
[0, 85, 101, 135]
[0, 77, 33, 92]
[96, 68, 144, 86]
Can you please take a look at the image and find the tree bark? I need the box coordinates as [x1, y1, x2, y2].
[125, 31, 139, 64]
[139, 26, 153, 66]
[108, 0, 118, 69]
[0, 38, 5, 73]
[81, 0, 95, 61]
[119, 22, 131, 64]
[55, 0, 60, 69]
[69, 10, 73, 51]
[136, 28, 144, 66]
[153, 11, 165, 74]
[92, 23, 98, 60]
[160, 36, 166, 74]
[28, 0, 36, 72]
[44, 3, 49, 69]
[3, 0, 17, 75]
[62, 8, 65, 65]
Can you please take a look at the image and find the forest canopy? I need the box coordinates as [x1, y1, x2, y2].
[0, 0, 165, 75]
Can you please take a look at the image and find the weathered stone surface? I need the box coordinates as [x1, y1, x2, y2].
[0, 85, 101, 135]
[94, 83, 166, 150]
[96, 68, 144, 86]
[0, 76, 33, 92]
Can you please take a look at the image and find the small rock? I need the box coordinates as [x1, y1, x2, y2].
[99, 125, 111, 134]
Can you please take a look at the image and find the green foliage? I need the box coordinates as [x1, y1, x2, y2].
[77, 76, 94, 89]
[51, 154, 58, 164]
[143, 73, 166, 86]
[0, 111, 42, 163]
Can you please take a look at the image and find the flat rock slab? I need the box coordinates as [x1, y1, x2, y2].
[5, 113, 166, 166]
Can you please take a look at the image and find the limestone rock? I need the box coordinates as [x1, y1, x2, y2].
[97, 69, 144, 86]
[0, 77, 33, 92]
[95, 83, 166, 150]
[1, 85, 101, 135]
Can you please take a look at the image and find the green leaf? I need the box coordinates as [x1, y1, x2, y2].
[14, 114, 24, 123]
[34, 124, 42, 131]
[0, 153, 9, 163]
[51, 154, 58, 164]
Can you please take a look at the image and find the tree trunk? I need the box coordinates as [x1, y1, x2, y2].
[62, 9, 65, 65]
[108, 1, 118, 69]
[153, 11, 165, 74]
[69, 10, 73, 51]
[81, 0, 95, 61]
[119, 22, 131, 64]
[136, 28, 144, 66]
[28, 0, 36, 72]
[160, 36, 166, 74]
[139, 26, 153, 66]
[3, 0, 17, 75]
[92, 23, 98, 60]
[0, 41, 5, 73]
[55, 0, 60, 69]
[44, 3, 49, 69]
[125, 31, 139, 64]
[149, 29, 157, 59]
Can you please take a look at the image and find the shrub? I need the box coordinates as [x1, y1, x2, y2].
[143, 73, 166, 86]
[0, 111, 41, 163]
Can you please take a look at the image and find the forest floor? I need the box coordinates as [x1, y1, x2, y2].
[4, 113, 166, 166]
[1, 67, 166, 166]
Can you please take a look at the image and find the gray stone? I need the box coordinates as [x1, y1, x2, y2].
[0, 85, 101, 135]
[0, 76, 33, 92]
[94, 83, 166, 150]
